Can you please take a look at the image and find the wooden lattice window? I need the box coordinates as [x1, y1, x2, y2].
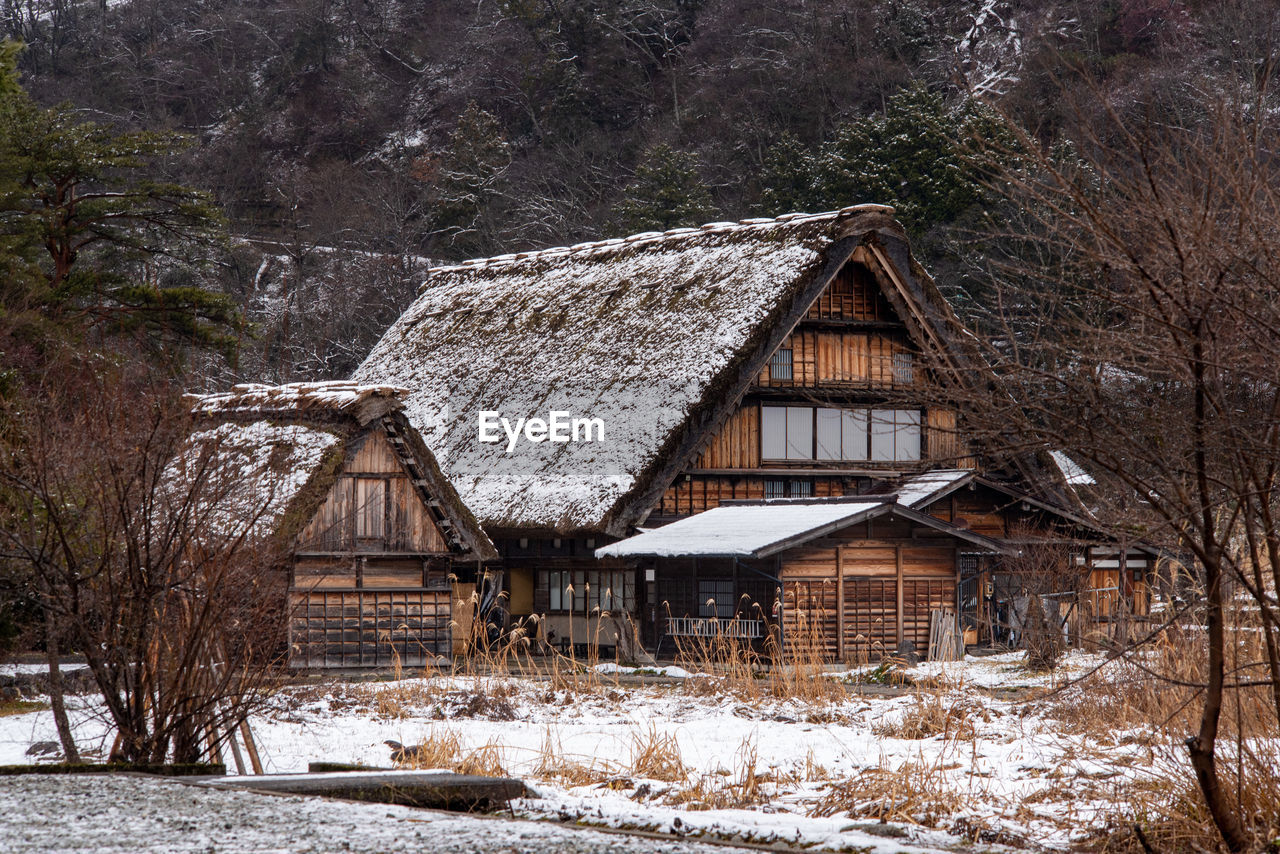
[770, 347, 794, 381]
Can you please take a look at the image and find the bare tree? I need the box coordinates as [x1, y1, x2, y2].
[937, 76, 1280, 850]
[0, 367, 288, 764]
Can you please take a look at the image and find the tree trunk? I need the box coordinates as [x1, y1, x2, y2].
[43, 617, 80, 763]
[1186, 552, 1251, 852]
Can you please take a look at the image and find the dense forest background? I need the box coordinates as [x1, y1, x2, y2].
[2, 0, 1277, 382]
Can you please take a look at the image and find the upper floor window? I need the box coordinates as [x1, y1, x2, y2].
[769, 347, 794, 381]
[871, 409, 921, 461]
[762, 405, 921, 462]
[355, 477, 387, 539]
[893, 352, 914, 384]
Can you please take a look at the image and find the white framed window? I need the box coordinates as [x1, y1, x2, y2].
[785, 407, 812, 459]
[871, 409, 921, 461]
[815, 408, 841, 460]
[762, 405, 816, 460]
[766, 406, 873, 461]
[761, 406, 787, 459]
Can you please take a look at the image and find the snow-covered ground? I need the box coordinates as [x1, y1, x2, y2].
[0, 651, 1174, 851]
[0, 774, 767, 854]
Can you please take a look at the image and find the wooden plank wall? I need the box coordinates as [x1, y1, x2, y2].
[758, 331, 910, 387]
[925, 408, 973, 468]
[288, 589, 450, 668]
[658, 475, 848, 517]
[780, 535, 957, 663]
[807, 261, 894, 321]
[297, 429, 447, 553]
[696, 407, 761, 469]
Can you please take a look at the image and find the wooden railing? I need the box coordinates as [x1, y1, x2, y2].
[665, 616, 764, 639]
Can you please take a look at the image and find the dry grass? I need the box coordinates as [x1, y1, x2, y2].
[532, 725, 621, 787]
[668, 600, 848, 706]
[1044, 616, 1280, 852]
[811, 755, 975, 827]
[873, 692, 979, 741]
[0, 698, 49, 717]
[630, 723, 689, 783]
[393, 727, 510, 778]
[661, 735, 776, 811]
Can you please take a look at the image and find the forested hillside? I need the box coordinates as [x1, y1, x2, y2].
[2, 0, 1276, 381]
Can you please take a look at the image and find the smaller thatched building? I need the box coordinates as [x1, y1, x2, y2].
[185, 381, 495, 668]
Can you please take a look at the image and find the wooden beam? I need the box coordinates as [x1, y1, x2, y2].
[836, 546, 846, 663]
[895, 544, 904, 646]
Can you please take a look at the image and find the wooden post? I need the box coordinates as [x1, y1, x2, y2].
[240, 719, 264, 774]
[835, 546, 846, 663]
[895, 544, 904, 646]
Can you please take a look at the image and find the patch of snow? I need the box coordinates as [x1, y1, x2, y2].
[596, 500, 888, 558]
[1049, 450, 1096, 486]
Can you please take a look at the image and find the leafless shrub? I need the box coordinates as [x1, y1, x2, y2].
[0, 371, 287, 764]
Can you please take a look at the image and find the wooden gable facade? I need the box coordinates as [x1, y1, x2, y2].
[186, 382, 496, 669]
[653, 243, 973, 524]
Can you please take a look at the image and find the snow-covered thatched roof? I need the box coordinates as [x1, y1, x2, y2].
[171, 420, 344, 542]
[355, 205, 936, 534]
[179, 382, 495, 558]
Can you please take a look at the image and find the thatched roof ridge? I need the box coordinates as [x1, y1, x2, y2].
[187, 381, 407, 425]
[428, 205, 895, 277]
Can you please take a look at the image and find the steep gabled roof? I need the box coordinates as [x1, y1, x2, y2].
[181, 381, 495, 559]
[354, 205, 981, 535]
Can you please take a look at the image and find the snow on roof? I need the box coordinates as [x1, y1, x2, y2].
[595, 497, 891, 559]
[188, 381, 407, 425]
[892, 469, 974, 508]
[1049, 451, 1096, 486]
[353, 205, 899, 532]
[169, 420, 342, 541]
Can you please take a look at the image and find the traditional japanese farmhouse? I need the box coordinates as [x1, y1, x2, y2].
[184, 382, 495, 668]
[354, 205, 1152, 662]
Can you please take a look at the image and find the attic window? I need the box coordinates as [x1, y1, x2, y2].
[765, 479, 812, 499]
[355, 478, 387, 539]
[893, 352, 914, 384]
[770, 348, 794, 381]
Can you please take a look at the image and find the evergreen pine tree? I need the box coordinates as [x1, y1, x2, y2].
[429, 102, 511, 251]
[810, 84, 1008, 235]
[612, 143, 716, 234]
[0, 41, 239, 364]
